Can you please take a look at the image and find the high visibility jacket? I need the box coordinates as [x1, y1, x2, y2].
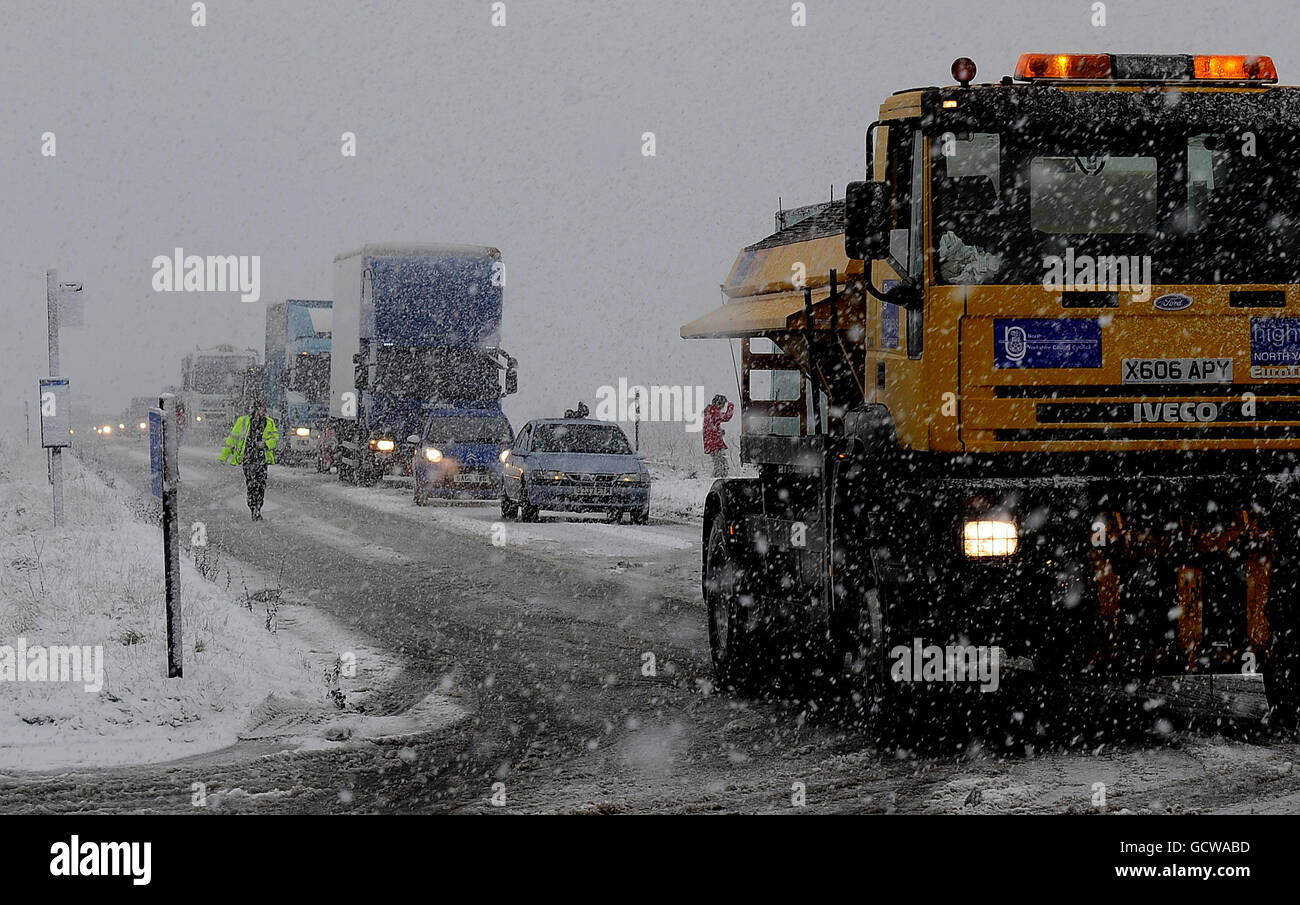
[219, 415, 278, 466]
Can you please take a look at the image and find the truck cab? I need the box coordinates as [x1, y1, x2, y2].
[683, 53, 1300, 731]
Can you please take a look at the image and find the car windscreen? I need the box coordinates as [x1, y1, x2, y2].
[531, 423, 632, 455]
[423, 415, 512, 444]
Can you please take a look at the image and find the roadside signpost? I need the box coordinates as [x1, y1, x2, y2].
[151, 396, 183, 678]
[44, 269, 82, 527]
[38, 377, 71, 525]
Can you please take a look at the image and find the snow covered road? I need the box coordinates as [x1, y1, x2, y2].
[3, 440, 1299, 814]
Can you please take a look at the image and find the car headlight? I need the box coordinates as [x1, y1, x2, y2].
[138, 421, 147, 430]
[424, 447, 443, 463]
[618, 472, 649, 486]
[295, 427, 311, 438]
[102, 425, 112, 435]
[962, 519, 1018, 558]
[195, 415, 202, 422]
[374, 438, 395, 452]
[118, 423, 125, 430]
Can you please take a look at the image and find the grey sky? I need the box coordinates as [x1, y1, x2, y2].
[1, 0, 1290, 435]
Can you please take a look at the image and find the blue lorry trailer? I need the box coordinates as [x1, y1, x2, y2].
[328, 245, 517, 489]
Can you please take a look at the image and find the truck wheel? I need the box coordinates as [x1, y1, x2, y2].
[606, 508, 624, 524]
[501, 494, 518, 520]
[631, 508, 649, 525]
[520, 499, 540, 522]
[1266, 597, 1300, 731]
[357, 449, 379, 487]
[705, 516, 768, 692]
[413, 472, 428, 506]
[1265, 654, 1300, 730]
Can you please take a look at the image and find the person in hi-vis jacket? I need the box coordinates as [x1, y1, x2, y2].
[219, 402, 278, 520]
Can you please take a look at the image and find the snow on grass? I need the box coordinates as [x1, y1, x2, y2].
[0, 435, 322, 770]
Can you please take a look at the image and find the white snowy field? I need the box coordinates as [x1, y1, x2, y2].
[0, 434, 323, 770]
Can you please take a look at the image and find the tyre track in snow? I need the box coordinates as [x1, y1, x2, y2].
[6, 442, 1300, 814]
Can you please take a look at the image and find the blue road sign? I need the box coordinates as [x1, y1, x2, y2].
[149, 409, 163, 498]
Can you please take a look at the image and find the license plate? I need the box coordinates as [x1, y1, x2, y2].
[569, 486, 606, 496]
[1122, 358, 1233, 384]
[455, 473, 491, 484]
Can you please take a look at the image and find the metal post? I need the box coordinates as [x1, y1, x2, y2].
[46, 270, 64, 527]
[160, 393, 183, 678]
[24, 401, 30, 445]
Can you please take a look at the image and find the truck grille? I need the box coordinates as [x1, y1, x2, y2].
[990, 383, 1300, 442]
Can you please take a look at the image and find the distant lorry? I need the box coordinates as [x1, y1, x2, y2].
[265, 299, 332, 467]
[123, 397, 155, 440]
[328, 244, 518, 486]
[181, 345, 260, 442]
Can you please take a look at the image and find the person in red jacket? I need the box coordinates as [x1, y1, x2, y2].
[702, 394, 734, 477]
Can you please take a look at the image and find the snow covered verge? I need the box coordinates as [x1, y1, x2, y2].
[0, 435, 328, 770]
[646, 458, 754, 523]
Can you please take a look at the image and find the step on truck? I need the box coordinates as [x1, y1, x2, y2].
[329, 244, 518, 487]
[265, 299, 332, 467]
[682, 52, 1300, 730]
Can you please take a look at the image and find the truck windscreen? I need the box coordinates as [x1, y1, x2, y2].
[290, 354, 331, 400]
[189, 356, 253, 394]
[373, 347, 501, 402]
[932, 125, 1300, 286]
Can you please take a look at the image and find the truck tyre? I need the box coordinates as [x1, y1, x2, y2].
[413, 471, 428, 506]
[501, 494, 518, 520]
[1265, 649, 1300, 731]
[705, 515, 769, 692]
[1265, 567, 1300, 731]
[631, 508, 650, 525]
[520, 498, 540, 522]
[357, 448, 379, 487]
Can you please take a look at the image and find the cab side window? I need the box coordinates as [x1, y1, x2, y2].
[516, 424, 532, 451]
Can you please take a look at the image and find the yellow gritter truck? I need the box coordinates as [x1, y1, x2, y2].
[682, 52, 1300, 731]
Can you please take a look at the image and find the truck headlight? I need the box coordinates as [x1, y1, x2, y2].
[499, 449, 510, 463]
[424, 447, 443, 463]
[962, 519, 1018, 558]
[534, 470, 564, 481]
[375, 439, 395, 452]
[618, 472, 649, 486]
[138, 421, 147, 430]
[295, 427, 311, 438]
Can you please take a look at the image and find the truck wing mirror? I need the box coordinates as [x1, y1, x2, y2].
[504, 359, 518, 396]
[353, 352, 369, 391]
[406, 434, 421, 444]
[845, 180, 890, 262]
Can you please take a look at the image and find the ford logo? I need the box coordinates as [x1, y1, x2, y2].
[1154, 293, 1193, 311]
